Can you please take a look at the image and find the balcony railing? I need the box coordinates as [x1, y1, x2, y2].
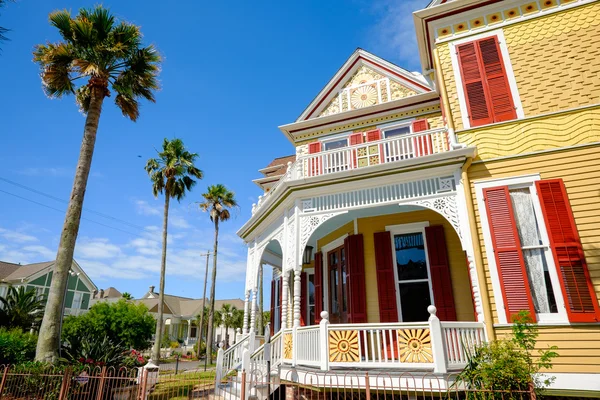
[252, 128, 451, 215]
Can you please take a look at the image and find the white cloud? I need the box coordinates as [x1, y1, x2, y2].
[367, 0, 431, 72]
[75, 238, 122, 259]
[134, 200, 161, 216]
[0, 228, 38, 243]
[21, 245, 55, 259]
[170, 214, 191, 229]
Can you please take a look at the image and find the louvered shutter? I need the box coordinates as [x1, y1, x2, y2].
[483, 186, 536, 322]
[345, 234, 367, 323]
[314, 251, 323, 323]
[300, 272, 308, 326]
[457, 41, 493, 127]
[425, 225, 457, 321]
[349, 133, 364, 168]
[411, 119, 433, 157]
[307, 142, 322, 176]
[457, 37, 516, 127]
[535, 179, 600, 322]
[374, 231, 399, 322]
[270, 279, 275, 335]
[366, 129, 381, 142]
[366, 129, 383, 165]
[478, 37, 516, 123]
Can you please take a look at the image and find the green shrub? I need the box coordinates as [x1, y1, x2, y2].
[0, 328, 37, 364]
[62, 334, 127, 367]
[455, 311, 558, 397]
[170, 341, 179, 349]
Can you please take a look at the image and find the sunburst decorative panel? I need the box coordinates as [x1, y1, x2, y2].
[283, 333, 293, 359]
[329, 330, 360, 362]
[397, 328, 433, 363]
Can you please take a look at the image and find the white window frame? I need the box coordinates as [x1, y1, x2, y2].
[386, 222, 434, 322]
[72, 291, 83, 309]
[449, 29, 524, 129]
[474, 174, 568, 325]
[379, 120, 414, 138]
[304, 268, 315, 325]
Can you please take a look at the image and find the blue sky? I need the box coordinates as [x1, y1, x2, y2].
[0, 0, 429, 303]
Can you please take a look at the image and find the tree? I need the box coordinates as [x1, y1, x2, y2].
[0, 286, 46, 331]
[262, 311, 271, 333]
[0, 0, 14, 46]
[33, 6, 160, 363]
[219, 304, 239, 348]
[62, 299, 155, 352]
[198, 184, 237, 363]
[146, 138, 203, 362]
[122, 292, 133, 300]
[194, 305, 209, 358]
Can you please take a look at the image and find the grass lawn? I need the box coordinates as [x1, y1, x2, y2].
[148, 371, 216, 400]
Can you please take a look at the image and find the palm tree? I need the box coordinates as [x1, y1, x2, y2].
[193, 305, 209, 357]
[0, 286, 46, 331]
[0, 0, 14, 45]
[146, 138, 203, 363]
[33, 6, 160, 363]
[213, 308, 223, 350]
[122, 292, 133, 300]
[219, 304, 239, 348]
[198, 184, 237, 363]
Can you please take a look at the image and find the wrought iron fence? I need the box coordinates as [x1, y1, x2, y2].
[0, 363, 535, 400]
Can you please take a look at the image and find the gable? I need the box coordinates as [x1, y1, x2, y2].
[319, 65, 420, 118]
[298, 49, 432, 122]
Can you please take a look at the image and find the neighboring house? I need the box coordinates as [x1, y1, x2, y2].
[138, 286, 244, 348]
[89, 286, 123, 306]
[0, 259, 97, 316]
[229, 0, 600, 397]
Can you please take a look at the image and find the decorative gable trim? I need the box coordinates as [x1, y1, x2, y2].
[298, 49, 432, 122]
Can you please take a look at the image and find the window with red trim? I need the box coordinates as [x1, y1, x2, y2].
[456, 35, 517, 127]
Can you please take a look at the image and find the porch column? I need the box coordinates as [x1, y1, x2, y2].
[293, 268, 302, 327]
[281, 270, 289, 329]
[242, 290, 250, 334]
[187, 319, 192, 340]
[249, 288, 258, 333]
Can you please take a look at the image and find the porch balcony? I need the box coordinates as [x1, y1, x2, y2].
[252, 127, 456, 216]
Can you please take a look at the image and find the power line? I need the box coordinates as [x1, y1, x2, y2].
[0, 188, 162, 244]
[0, 176, 147, 231]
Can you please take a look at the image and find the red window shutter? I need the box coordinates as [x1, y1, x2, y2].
[425, 225, 457, 321]
[535, 179, 600, 322]
[270, 279, 275, 335]
[279, 276, 283, 328]
[307, 142, 322, 176]
[300, 272, 308, 326]
[457, 41, 492, 127]
[314, 251, 323, 323]
[349, 133, 364, 168]
[478, 37, 516, 123]
[374, 231, 398, 322]
[457, 37, 516, 127]
[366, 129, 381, 142]
[483, 186, 536, 322]
[344, 234, 367, 323]
[411, 119, 433, 157]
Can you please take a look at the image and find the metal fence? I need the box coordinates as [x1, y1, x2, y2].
[0, 364, 536, 400]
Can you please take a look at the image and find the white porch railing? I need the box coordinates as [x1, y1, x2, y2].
[441, 321, 486, 367]
[252, 128, 451, 215]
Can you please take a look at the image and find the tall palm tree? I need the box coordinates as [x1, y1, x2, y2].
[146, 138, 203, 363]
[33, 6, 160, 363]
[0, 286, 46, 331]
[121, 292, 133, 300]
[0, 0, 14, 45]
[198, 184, 237, 363]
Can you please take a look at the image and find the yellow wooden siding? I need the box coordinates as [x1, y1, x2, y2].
[496, 326, 600, 373]
[469, 145, 600, 373]
[458, 106, 600, 160]
[316, 210, 475, 323]
[438, 2, 600, 132]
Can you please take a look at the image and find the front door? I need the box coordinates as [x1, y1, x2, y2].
[328, 245, 348, 324]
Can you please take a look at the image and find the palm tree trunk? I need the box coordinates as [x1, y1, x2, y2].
[205, 218, 219, 364]
[197, 252, 209, 358]
[152, 192, 170, 363]
[35, 87, 105, 363]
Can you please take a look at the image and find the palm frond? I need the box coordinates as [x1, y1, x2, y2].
[114, 92, 140, 121]
[48, 9, 73, 42]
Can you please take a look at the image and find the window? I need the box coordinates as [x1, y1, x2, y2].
[273, 277, 282, 332]
[478, 176, 600, 324]
[452, 31, 521, 128]
[393, 232, 432, 322]
[383, 125, 411, 138]
[323, 138, 348, 151]
[72, 292, 83, 309]
[308, 273, 315, 325]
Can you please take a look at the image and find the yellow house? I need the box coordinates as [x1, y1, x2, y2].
[216, 0, 600, 397]
[414, 0, 600, 396]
